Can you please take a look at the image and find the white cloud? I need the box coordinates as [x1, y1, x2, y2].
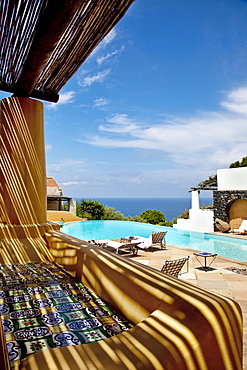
[47, 164, 64, 174]
[47, 91, 75, 110]
[103, 29, 117, 45]
[79, 69, 111, 87]
[99, 114, 140, 133]
[60, 181, 79, 186]
[47, 159, 88, 175]
[89, 29, 118, 58]
[78, 85, 247, 171]
[45, 144, 52, 151]
[97, 45, 125, 65]
[220, 86, 247, 114]
[93, 98, 109, 108]
[60, 181, 88, 186]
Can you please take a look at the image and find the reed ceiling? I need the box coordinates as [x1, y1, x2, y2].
[0, 0, 135, 102]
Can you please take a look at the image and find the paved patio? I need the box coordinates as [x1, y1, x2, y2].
[128, 242, 247, 369]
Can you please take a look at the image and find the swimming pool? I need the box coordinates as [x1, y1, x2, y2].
[61, 220, 247, 262]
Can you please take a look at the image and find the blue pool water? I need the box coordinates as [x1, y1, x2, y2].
[61, 220, 247, 262]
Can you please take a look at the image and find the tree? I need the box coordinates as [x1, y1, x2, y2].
[158, 220, 173, 227]
[103, 206, 125, 220]
[133, 215, 147, 223]
[172, 209, 189, 224]
[196, 174, 217, 189]
[63, 201, 69, 211]
[76, 202, 82, 217]
[229, 156, 247, 168]
[139, 209, 166, 225]
[77, 199, 105, 220]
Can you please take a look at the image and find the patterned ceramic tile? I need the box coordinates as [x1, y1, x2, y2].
[0, 262, 132, 368]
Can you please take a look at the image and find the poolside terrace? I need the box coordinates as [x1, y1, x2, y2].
[128, 239, 247, 370]
[1, 1, 243, 368]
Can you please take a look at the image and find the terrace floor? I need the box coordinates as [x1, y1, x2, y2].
[127, 242, 247, 369]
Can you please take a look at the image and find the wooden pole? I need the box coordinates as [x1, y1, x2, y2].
[0, 97, 47, 225]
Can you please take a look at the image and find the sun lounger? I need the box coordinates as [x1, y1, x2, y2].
[233, 219, 247, 233]
[125, 231, 167, 251]
[161, 256, 190, 277]
[92, 240, 139, 255]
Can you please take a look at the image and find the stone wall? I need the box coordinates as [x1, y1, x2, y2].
[213, 190, 247, 230]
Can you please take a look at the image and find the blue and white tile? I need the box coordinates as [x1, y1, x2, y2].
[53, 332, 81, 347]
[14, 327, 51, 341]
[33, 298, 53, 308]
[2, 319, 14, 333]
[6, 341, 21, 361]
[66, 319, 101, 331]
[41, 312, 64, 326]
[0, 303, 9, 315]
[10, 309, 40, 319]
[55, 303, 82, 312]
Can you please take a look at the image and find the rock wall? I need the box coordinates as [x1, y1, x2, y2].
[213, 190, 247, 230]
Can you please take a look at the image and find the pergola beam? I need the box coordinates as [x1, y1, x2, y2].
[0, 82, 59, 103]
[189, 187, 217, 192]
[14, 0, 83, 99]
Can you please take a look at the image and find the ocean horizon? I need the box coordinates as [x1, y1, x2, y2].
[75, 197, 213, 221]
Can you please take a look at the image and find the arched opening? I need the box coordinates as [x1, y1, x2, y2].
[229, 199, 247, 229]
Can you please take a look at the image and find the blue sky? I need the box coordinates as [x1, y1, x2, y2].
[1, 0, 247, 198]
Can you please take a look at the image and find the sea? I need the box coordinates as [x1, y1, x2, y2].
[75, 197, 213, 221]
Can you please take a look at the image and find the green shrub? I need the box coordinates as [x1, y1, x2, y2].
[77, 199, 105, 220]
[139, 209, 166, 225]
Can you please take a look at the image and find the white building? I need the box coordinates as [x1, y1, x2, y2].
[173, 167, 247, 233]
[46, 177, 77, 215]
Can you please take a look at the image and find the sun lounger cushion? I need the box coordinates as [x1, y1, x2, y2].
[233, 218, 247, 233]
[0, 262, 132, 369]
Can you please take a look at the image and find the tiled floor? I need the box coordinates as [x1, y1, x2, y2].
[130, 243, 247, 369]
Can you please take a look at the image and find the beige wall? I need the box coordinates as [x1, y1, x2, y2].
[0, 97, 62, 253]
[0, 97, 47, 225]
[47, 210, 85, 222]
[229, 199, 247, 221]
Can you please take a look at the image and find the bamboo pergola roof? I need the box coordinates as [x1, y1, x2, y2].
[0, 0, 135, 102]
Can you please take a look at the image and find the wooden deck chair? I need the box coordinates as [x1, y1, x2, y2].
[149, 231, 167, 251]
[89, 240, 108, 249]
[161, 256, 190, 278]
